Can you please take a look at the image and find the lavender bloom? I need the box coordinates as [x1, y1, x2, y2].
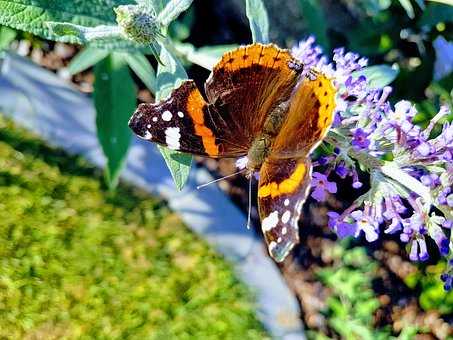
[311, 172, 337, 201]
[291, 36, 453, 289]
[350, 209, 379, 242]
[352, 128, 371, 150]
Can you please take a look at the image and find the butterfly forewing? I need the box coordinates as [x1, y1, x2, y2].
[257, 158, 312, 262]
[129, 80, 248, 157]
[205, 44, 303, 140]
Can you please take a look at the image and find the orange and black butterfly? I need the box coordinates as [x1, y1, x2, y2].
[129, 44, 336, 262]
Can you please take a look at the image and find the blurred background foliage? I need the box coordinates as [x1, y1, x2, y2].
[0, 0, 452, 338]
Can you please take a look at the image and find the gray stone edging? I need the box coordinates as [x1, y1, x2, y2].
[0, 51, 305, 339]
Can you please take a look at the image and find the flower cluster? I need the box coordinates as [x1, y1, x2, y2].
[292, 37, 453, 290]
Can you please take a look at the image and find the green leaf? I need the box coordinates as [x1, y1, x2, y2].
[155, 44, 192, 190]
[94, 53, 136, 189]
[0, 26, 16, 50]
[123, 52, 156, 93]
[47, 21, 156, 53]
[298, 0, 329, 50]
[155, 44, 187, 100]
[398, 0, 415, 18]
[174, 42, 237, 70]
[418, 3, 453, 29]
[67, 46, 110, 75]
[352, 65, 399, 88]
[0, 0, 132, 43]
[157, 0, 193, 27]
[46, 22, 122, 44]
[157, 146, 192, 190]
[245, 0, 269, 43]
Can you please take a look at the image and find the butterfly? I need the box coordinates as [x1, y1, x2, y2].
[129, 43, 336, 262]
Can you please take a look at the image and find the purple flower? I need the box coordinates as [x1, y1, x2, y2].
[311, 172, 337, 202]
[327, 211, 357, 238]
[350, 209, 379, 242]
[443, 220, 453, 229]
[235, 156, 248, 170]
[352, 128, 371, 150]
[291, 36, 452, 290]
[335, 163, 348, 178]
[432, 229, 450, 256]
[420, 174, 440, 188]
[440, 273, 452, 291]
[409, 238, 429, 261]
[438, 187, 452, 206]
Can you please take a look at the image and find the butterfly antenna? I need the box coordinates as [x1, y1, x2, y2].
[196, 168, 246, 190]
[246, 174, 253, 229]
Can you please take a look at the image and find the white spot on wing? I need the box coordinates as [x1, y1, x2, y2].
[282, 227, 287, 235]
[162, 110, 172, 121]
[165, 127, 181, 150]
[152, 117, 158, 122]
[262, 211, 279, 232]
[147, 124, 151, 128]
[281, 210, 291, 224]
[177, 111, 184, 118]
[277, 237, 282, 243]
[268, 241, 277, 254]
[143, 131, 152, 140]
[284, 199, 290, 206]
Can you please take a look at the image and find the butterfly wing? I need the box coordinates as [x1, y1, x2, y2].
[129, 80, 246, 157]
[257, 158, 312, 262]
[205, 44, 303, 140]
[271, 71, 336, 159]
[129, 44, 303, 158]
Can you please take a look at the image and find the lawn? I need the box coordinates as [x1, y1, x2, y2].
[0, 114, 267, 339]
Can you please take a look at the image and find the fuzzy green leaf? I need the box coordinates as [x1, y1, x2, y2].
[0, 0, 133, 43]
[157, 0, 193, 27]
[67, 46, 110, 75]
[298, 0, 330, 50]
[0, 26, 16, 50]
[398, 0, 415, 18]
[174, 42, 237, 70]
[94, 53, 136, 189]
[155, 44, 191, 190]
[245, 0, 269, 43]
[352, 65, 399, 88]
[123, 52, 156, 93]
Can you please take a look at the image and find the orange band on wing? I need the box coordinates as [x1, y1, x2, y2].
[311, 75, 336, 131]
[258, 163, 307, 198]
[186, 89, 219, 156]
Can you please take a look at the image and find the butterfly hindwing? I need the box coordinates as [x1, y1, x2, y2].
[258, 158, 312, 262]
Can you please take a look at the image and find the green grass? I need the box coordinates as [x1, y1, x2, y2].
[0, 114, 267, 339]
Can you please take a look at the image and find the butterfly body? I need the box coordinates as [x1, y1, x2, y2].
[247, 99, 290, 172]
[129, 43, 336, 262]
